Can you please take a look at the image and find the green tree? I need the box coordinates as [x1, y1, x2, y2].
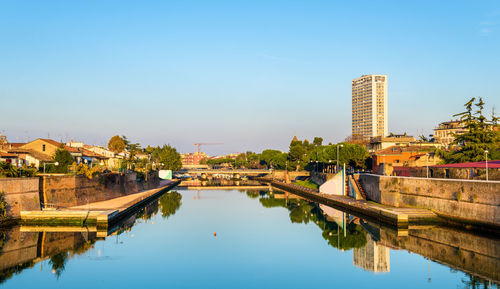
[309, 143, 369, 170]
[107, 135, 126, 153]
[151, 145, 182, 171]
[52, 146, 74, 173]
[0, 162, 18, 177]
[441, 97, 500, 163]
[288, 138, 309, 170]
[313, 137, 323, 146]
[260, 149, 288, 169]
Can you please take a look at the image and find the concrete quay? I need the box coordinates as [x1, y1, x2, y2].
[21, 180, 180, 229]
[264, 179, 438, 228]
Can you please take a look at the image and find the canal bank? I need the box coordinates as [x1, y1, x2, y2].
[358, 174, 500, 232]
[257, 178, 438, 228]
[20, 180, 180, 229]
[0, 171, 161, 226]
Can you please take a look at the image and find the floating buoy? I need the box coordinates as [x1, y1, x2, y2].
[214, 232, 217, 237]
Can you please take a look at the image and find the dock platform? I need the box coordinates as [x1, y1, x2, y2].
[21, 180, 180, 229]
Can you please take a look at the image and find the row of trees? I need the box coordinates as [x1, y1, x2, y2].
[212, 136, 369, 171]
[107, 135, 182, 171]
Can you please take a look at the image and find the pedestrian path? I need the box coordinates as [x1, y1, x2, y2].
[21, 180, 180, 229]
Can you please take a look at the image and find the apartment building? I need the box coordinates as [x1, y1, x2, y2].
[352, 74, 388, 139]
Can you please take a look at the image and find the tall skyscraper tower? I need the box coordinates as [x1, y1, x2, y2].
[351, 74, 388, 139]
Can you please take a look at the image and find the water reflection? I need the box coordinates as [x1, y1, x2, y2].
[251, 189, 499, 286]
[0, 191, 183, 283]
[0, 188, 498, 288]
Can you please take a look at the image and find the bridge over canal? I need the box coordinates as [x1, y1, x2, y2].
[177, 169, 310, 180]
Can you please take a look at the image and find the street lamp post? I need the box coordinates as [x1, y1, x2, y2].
[336, 144, 343, 173]
[485, 150, 489, 181]
[426, 153, 429, 178]
[43, 162, 59, 174]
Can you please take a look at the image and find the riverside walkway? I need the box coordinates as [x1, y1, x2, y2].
[21, 180, 180, 229]
[262, 179, 438, 228]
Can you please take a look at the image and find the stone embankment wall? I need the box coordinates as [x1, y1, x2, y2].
[0, 172, 161, 221]
[269, 170, 310, 182]
[359, 174, 500, 229]
[0, 178, 40, 219]
[41, 173, 140, 208]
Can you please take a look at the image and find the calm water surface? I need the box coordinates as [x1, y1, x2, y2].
[0, 188, 498, 288]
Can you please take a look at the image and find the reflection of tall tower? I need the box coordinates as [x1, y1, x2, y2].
[353, 234, 390, 273]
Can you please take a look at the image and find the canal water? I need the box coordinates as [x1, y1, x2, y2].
[0, 188, 498, 288]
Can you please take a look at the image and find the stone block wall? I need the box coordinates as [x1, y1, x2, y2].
[0, 178, 40, 219]
[42, 173, 140, 208]
[358, 174, 500, 228]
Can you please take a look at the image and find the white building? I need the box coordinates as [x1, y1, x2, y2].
[352, 74, 388, 139]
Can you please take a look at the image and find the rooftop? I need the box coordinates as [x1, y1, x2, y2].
[432, 160, 500, 169]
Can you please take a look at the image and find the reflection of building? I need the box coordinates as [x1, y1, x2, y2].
[353, 234, 390, 273]
[320, 204, 345, 230]
[352, 74, 388, 139]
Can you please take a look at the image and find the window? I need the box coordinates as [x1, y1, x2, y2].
[42, 144, 46, 152]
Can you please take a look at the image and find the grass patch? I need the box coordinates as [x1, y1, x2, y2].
[294, 180, 319, 190]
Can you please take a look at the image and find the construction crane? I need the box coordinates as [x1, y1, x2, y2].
[193, 143, 223, 154]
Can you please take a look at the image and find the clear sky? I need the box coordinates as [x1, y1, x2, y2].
[1, 0, 499, 155]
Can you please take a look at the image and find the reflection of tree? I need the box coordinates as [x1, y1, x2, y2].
[288, 200, 314, 224]
[0, 231, 6, 254]
[259, 197, 286, 208]
[460, 273, 498, 289]
[49, 252, 69, 279]
[321, 222, 367, 250]
[159, 191, 182, 219]
[256, 192, 366, 250]
[246, 190, 260, 199]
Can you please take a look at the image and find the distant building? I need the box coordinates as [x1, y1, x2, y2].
[10, 138, 105, 168]
[369, 135, 416, 152]
[433, 120, 466, 147]
[181, 152, 206, 166]
[352, 74, 388, 139]
[369, 134, 441, 152]
[372, 145, 442, 175]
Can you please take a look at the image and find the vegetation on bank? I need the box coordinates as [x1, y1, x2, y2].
[294, 180, 319, 190]
[0, 162, 37, 178]
[439, 97, 499, 163]
[206, 136, 370, 172]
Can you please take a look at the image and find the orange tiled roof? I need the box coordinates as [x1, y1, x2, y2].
[0, 151, 18, 158]
[8, 148, 53, 162]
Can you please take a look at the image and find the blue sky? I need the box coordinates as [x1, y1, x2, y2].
[1, 0, 499, 154]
